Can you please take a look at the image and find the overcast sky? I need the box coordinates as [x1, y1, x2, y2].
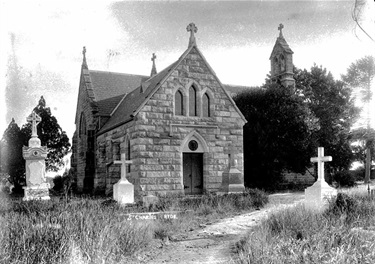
[1, 0, 374, 141]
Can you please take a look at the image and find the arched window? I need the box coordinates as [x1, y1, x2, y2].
[175, 90, 183, 115]
[126, 139, 131, 173]
[189, 86, 197, 116]
[79, 113, 86, 137]
[202, 93, 210, 117]
[279, 54, 285, 72]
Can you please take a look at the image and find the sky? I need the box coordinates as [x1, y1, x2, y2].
[1, 0, 374, 143]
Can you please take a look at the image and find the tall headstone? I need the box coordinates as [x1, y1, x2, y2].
[305, 147, 337, 209]
[113, 153, 134, 205]
[23, 111, 50, 201]
[219, 146, 245, 193]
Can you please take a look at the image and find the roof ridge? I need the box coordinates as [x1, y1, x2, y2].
[89, 69, 148, 78]
[224, 83, 253, 88]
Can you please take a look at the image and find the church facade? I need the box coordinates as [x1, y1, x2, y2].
[71, 23, 248, 197]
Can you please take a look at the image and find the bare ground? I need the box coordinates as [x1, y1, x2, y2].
[136, 192, 305, 264]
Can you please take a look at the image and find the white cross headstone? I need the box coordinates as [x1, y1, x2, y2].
[305, 147, 337, 209]
[311, 147, 332, 182]
[113, 153, 134, 205]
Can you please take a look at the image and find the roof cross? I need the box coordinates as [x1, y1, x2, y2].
[82, 46, 88, 69]
[278, 23, 284, 37]
[27, 111, 41, 138]
[186, 23, 198, 47]
[310, 147, 332, 181]
[150, 53, 157, 76]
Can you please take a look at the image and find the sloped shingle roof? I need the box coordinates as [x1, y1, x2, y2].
[89, 70, 147, 101]
[269, 36, 293, 59]
[98, 61, 178, 133]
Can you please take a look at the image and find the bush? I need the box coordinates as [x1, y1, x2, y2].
[333, 170, 357, 187]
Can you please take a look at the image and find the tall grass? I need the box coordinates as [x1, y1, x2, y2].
[0, 193, 152, 264]
[0, 188, 268, 264]
[235, 192, 375, 264]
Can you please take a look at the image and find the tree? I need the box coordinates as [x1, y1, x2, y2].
[295, 65, 360, 175]
[351, 128, 375, 167]
[234, 84, 319, 188]
[21, 96, 71, 172]
[342, 55, 375, 183]
[0, 119, 27, 188]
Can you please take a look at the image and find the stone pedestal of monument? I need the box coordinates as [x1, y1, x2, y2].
[23, 112, 50, 201]
[220, 147, 245, 193]
[142, 194, 159, 207]
[305, 147, 337, 209]
[113, 153, 134, 205]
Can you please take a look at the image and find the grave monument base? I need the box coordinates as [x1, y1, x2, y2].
[304, 180, 337, 209]
[220, 167, 245, 194]
[142, 194, 159, 207]
[23, 184, 50, 201]
[113, 179, 134, 205]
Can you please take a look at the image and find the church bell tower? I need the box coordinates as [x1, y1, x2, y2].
[269, 24, 295, 88]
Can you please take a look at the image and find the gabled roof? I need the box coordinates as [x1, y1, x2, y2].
[89, 70, 147, 102]
[98, 44, 247, 135]
[96, 94, 125, 117]
[269, 36, 293, 59]
[98, 61, 178, 134]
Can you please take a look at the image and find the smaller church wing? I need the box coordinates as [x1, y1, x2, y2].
[95, 94, 125, 117]
[97, 61, 179, 135]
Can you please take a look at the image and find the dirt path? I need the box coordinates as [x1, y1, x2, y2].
[139, 192, 305, 264]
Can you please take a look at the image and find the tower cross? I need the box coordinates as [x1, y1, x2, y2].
[186, 23, 198, 47]
[114, 153, 133, 181]
[310, 147, 332, 181]
[278, 23, 284, 37]
[151, 53, 156, 63]
[26, 112, 41, 138]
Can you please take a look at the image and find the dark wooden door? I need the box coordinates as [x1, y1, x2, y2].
[183, 153, 203, 195]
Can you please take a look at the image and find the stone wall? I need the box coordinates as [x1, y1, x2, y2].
[282, 167, 315, 187]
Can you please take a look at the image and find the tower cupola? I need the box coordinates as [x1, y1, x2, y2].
[269, 24, 295, 88]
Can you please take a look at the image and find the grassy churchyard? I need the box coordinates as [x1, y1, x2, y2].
[0, 188, 268, 264]
[235, 183, 375, 264]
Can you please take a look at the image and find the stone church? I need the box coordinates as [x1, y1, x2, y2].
[71, 23, 299, 197]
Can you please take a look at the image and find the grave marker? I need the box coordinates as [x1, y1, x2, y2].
[305, 147, 337, 209]
[23, 111, 50, 201]
[113, 153, 134, 205]
[219, 146, 245, 193]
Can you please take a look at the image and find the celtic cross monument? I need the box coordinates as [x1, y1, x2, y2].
[23, 111, 50, 200]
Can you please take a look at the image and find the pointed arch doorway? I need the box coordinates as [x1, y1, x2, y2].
[181, 131, 208, 195]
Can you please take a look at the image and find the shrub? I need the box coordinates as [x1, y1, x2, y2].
[333, 170, 357, 187]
